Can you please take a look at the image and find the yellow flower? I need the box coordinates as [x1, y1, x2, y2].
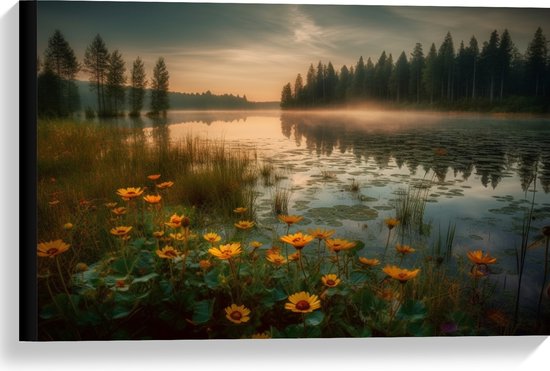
[321, 274, 341, 288]
[383, 265, 420, 283]
[116, 187, 144, 199]
[110, 226, 132, 237]
[111, 206, 127, 216]
[225, 304, 251, 324]
[325, 238, 356, 252]
[249, 240, 263, 249]
[37, 239, 71, 258]
[359, 257, 380, 267]
[266, 253, 287, 266]
[280, 232, 314, 250]
[251, 331, 271, 339]
[467, 250, 497, 265]
[105, 202, 118, 209]
[208, 243, 242, 260]
[385, 218, 400, 230]
[203, 232, 222, 244]
[234, 220, 255, 230]
[156, 181, 174, 190]
[470, 265, 489, 278]
[63, 222, 73, 230]
[396, 244, 415, 255]
[266, 246, 282, 256]
[147, 174, 161, 180]
[278, 214, 303, 226]
[48, 200, 60, 206]
[199, 259, 213, 270]
[233, 207, 247, 214]
[307, 228, 335, 240]
[152, 231, 165, 238]
[143, 194, 162, 204]
[169, 232, 188, 241]
[156, 246, 180, 259]
[285, 291, 321, 313]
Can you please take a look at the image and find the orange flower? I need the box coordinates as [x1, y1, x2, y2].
[143, 194, 162, 204]
[147, 174, 161, 180]
[396, 244, 415, 255]
[203, 232, 222, 244]
[307, 227, 335, 240]
[234, 220, 255, 230]
[251, 331, 271, 339]
[288, 252, 301, 261]
[280, 232, 314, 250]
[383, 265, 420, 283]
[233, 207, 247, 214]
[111, 206, 127, 216]
[104, 202, 117, 208]
[208, 243, 242, 260]
[384, 218, 400, 230]
[110, 226, 132, 237]
[325, 238, 356, 252]
[266, 246, 282, 256]
[359, 257, 380, 267]
[321, 274, 341, 288]
[156, 246, 180, 259]
[278, 214, 303, 226]
[467, 250, 497, 265]
[152, 231, 164, 238]
[199, 259, 213, 270]
[165, 213, 184, 229]
[156, 181, 174, 190]
[266, 253, 287, 266]
[37, 239, 70, 258]
[116, 187, 144, 199]
[285, 291, 321, 313]
[249, 240, 263, 249]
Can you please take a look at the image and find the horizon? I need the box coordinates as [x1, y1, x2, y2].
[37, 1, 550, 101]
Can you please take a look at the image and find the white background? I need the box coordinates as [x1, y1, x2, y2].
[1, 1, 548, 370]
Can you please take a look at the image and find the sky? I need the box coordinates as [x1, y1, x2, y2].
[37, 1, 550, 101]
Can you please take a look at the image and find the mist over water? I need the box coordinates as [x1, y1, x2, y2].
[107, 109, 550, 305]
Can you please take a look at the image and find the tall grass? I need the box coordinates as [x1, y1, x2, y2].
[38, 119, 258, 256]
[394, 182, 431, 235]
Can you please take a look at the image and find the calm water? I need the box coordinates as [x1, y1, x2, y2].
[120, 110, 550, 308]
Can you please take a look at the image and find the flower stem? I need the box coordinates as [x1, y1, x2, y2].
[55, 257, 77, 314]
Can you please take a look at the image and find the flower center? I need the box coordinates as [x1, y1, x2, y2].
[326, 279, 336, 286]
[398, 273, 408, 280]
[230, 311, 242, 321]
[295, 300, 310, 311]
[46, 248, 58, 255]
[165, 250, 177, 257]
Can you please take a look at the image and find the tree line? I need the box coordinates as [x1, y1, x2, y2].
[281, 27, 549, 112]
[37, 30, 170, 118]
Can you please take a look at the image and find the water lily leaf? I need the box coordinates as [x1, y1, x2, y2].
[192, 299, 213, 324]
[305, 311, 325, 326]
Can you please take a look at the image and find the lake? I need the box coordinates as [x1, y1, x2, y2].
[114, 109, 550, 311]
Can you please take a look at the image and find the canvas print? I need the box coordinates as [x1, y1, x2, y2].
[33, 1, 550, 340]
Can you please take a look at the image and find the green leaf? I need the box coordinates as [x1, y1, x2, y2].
[159, 280, 173, 296]
[132, 272, 158, 284]
[204, 269, 220, 289]
[112, 305, 132, 319]
[349, 271, 369, 285]
[396, 300, 427, 322]
[192, 299, 213, 324]
[305, 311, 325, 327]
[39, 303, 58, 319]
[271, 286, 288, 301]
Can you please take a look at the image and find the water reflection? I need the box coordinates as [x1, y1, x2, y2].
[280, 112, 550, 192]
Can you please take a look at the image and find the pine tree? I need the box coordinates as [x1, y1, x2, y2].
[438, 32, 455, 101]
[466, 36, 480, 99]
[480, 30, 500, 103]
[391, 51, 409, 103]
[294, 73, 304, 104]
[105, 50, 127, 116]
[409, 43, 424, 103]
[129, 57, 147, 116]
[422, 43, 438, 104]
[280, 82, 293, 108]
[498, 29, 514, 99]
[526, 27, 548, 96]
[150, 57, 170, 115]
[40, 29, 80, 116]
[83, 34, 110, 115]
